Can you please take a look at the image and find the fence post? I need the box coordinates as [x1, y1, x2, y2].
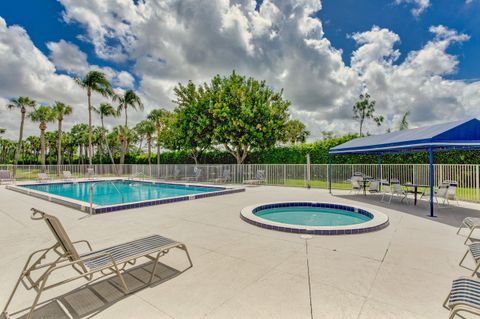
[284, 164, 286, 185]
[476, 165, 479, 203]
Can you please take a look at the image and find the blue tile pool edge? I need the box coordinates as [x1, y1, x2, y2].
[240, 202, 389, 235]
[7, 181, 245, 214]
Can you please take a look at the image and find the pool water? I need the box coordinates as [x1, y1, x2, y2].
[255, 206, 371, 226]
[23, 180, 221, 206]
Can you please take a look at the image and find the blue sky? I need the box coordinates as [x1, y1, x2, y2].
[0, 0, 479, 139]
[1, 0, 477, 81]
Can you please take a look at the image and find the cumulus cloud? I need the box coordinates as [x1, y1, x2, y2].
[395, 0, 431, 16]
[1, 0, 479, 141]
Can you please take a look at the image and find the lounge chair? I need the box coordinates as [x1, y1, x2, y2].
[165, 167, 181, 180]
[183, 167, 202, 182]
[87, 168, 95, 179]
[1, 208, 192, 319]
[37, 173, 51, 182]
[443, 277, 480, 318]
[368, 180, 380, 194]
[457, 217, 480, 244]
[62, 170, 74, 181]
[243, 170, 266, 185]
[459, 242, 480, 275]
[0, 170, 14, 184]
[210, 169, 231, 184]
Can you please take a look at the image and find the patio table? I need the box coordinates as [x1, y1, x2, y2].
[360, 179, 373, 196]
[403, 183, 428, 205]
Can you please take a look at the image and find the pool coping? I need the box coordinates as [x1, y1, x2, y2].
[240, 201, 389, 235]
[7, 178, 245, 214]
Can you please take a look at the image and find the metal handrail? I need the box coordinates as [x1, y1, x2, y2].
[89, 181, 124, 215]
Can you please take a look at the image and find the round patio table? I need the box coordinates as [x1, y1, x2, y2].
[403, 183, 429, 205]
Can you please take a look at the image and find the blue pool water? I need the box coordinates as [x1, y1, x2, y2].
[22, 180, 221, 206]
[255, 206, 371, 226]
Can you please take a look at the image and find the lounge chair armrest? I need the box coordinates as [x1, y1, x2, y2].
[72, 240, 93, 252]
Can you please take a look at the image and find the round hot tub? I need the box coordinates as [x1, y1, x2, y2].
[241, 202, 389, 235]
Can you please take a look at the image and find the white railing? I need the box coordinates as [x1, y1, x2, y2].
[1, 163, 480, 203]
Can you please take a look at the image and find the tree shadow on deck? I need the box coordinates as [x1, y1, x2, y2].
[12, 261, 185, 319]
[334, 193, 480, 229]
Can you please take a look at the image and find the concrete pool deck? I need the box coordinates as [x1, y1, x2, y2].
[0, 184, 478, 318]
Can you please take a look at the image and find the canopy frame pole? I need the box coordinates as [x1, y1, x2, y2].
[377, 153, 382, 191]
[429, 146, 436, 217]
[328, 154, 332, 194]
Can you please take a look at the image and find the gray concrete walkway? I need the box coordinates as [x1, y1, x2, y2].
[0, 185, 477, 318]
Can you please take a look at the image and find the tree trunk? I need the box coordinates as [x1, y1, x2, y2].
[124, 105, 128, 127]
[40, 124, 46, 172]
[57, 119, 62, 176]
[147, 136, 151, 165]
[359, 118, 364, 136]
[156, 140, 161, 165]
[13, 108, 26, 176]
[87, 89, 93, 167]
[101, 117, 118, 175]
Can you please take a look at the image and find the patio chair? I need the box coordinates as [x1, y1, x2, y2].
[392, 182, 411, 204]
[457, 217, 480, 244]
[0, 170, 14, 184]
[87, 168, 95, 179]
[368, 180, 380, 194]
[445, 181, 459, 206]
[210, 169, 231, 184]
[349, 176, 362, 194]
[435, 184, 450, 206]
[243, 170, 266, 185]
[37, 173, 51, 183]
[443, 277, 480, 318]
[62, 170, 74, 181]
[1, 208, 192, 319]
[459, 242, 480, 276]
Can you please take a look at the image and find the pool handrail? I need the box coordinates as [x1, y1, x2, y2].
[89, 180, 125, 215]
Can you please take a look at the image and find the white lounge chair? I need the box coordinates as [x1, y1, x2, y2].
[0, 170, 14, 184]
[87, 168, 95, 179]
[37, 173, 51, 183]
[243, 170, 266, 185]
[457, 217, 480, 244]
[63, 170, 74, 181]
[444, 277, 480, 318]
[368, 180, 380, 194]
[459, 242, 480, 276]
[183, 167, 202, 182]
[210, 169, 231, 184]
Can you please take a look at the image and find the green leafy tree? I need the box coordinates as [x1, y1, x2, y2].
[284, 119, 310, 144]
[147, 108, 170, 164]
[28, 106, 56, 171]
[94, 103, 118, 169]
[52, 102, 73, 173]
[398, 111, 410, 130]
[70, 124, 89, 164]
[117, 90, 143, 128]
[352, 93, 383, 136]
[172, 81, 214, 164]
[209, 71, 291, 163]
[7, 96, 36, 171]
[75, 70, 114, 166]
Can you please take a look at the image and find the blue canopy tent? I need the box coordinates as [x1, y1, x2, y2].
[328, 118, 480, 217]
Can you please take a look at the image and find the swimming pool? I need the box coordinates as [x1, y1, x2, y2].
[8, 180, 244, 213]
[241, 202, 388, 235]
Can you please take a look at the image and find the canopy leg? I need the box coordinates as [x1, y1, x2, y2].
[429, 146, 436, 217]
[328, 154, 332, 194]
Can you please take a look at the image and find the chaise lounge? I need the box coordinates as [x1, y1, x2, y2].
[1, 208, 193, 319]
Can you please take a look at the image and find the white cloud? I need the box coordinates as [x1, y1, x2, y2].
[395, 0, 431, 16]
[1, 1, 480, 142]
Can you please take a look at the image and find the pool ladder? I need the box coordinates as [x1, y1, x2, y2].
[89, 181, 124, 215]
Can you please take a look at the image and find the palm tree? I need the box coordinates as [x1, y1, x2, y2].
[117, 90, 143, 128]
[136, 119, 156, 164]
[75, 71, 114, 167]
[52, 102, 73, 174]
[93, 103, 118, 170]
[147, 108, 169, 164]
[28, 106, 56, 171]
[7, 96, 36, 173]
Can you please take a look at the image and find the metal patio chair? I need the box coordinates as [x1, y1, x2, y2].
[1, 208, 192, 319]
[243, 170, 266, 185]
[444, 277, 480, 318]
